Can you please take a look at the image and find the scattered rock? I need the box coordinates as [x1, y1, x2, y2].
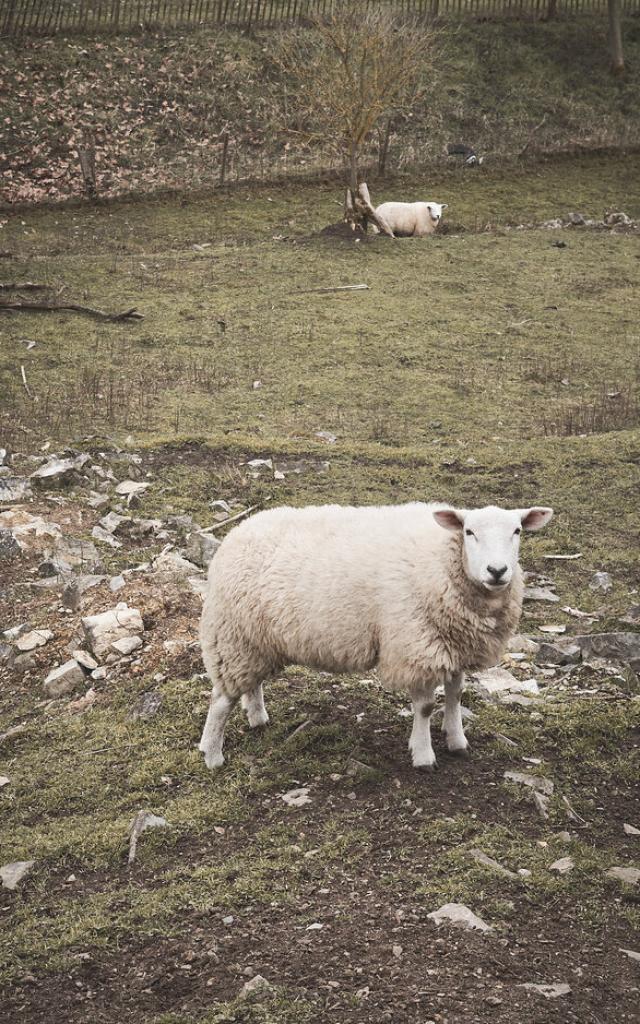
[604, 210, 633, 226]
[0, 860, 34, 890]
[111, 635, 143, 657]
[72, 650, 99, 672]
[524, 586, 559, 603]
[0, 509, 61, 557]
[520, 982, 571, 999]
[115, 480, 150, 500]
[0, 476, 32, 502]
[606, 866, 640, 885]
[549, 856, 574, 874]
[43, 659, 86, 697]
[152, 548, 202, 579]
[535, 641, 581, 666]
[61, 575, 105, 610]
[0, 776, 10, 788]
[623, 823, 640, 836]
[92, 525, 122, 549]
[427, 903, 492, 933]
[132, 691, 162, 719]
[503, 770, 554, 797]
[280, 787, 311, 807]
[572, 632, 640, 670]
[620, 949, 640, 963]
[128, 810, 168, 864]
[590, 571, 612, 593]
[82, 603, 144, 659]
[507, 635, 540, 656]
[109, 574, 126, 592]
[99, 511, 132, 534]
[15, 628, 53, 652]
[0, 528, 22, 562]
[471, 667, 539, 700]
[184, 529, 221, 569]
[469, 849, 518, 879]
[30, 454, 89, 488]
[239, 975, 273, 1001]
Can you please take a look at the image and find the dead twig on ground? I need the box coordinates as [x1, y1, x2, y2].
[302, 283, 369, 293]
[0, 300, 144, 322]
[20, 364, 36, 401]
[0, 282, 50, 291]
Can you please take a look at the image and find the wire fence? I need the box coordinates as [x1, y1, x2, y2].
[2, 0, 638, 36]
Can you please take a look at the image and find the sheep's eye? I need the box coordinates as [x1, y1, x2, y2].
[514, 527, 521, 536]
[465, 529, 474, 538]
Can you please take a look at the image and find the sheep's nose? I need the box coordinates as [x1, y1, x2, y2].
[487, 565, 508, 583]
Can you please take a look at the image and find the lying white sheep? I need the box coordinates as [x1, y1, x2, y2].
[199, 502, 553, 770]
[373, 200, 448, 237]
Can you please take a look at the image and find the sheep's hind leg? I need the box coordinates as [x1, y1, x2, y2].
[241, 683, 269, 729]
[199, 684, 238, 770]
[442, 671, 469, 755]
[409, 688, 437, 770]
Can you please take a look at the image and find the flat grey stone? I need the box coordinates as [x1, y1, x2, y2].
[524, 587, 559, 603]
[504, 771, 554, 797]
[44, 659, 86, 697]
[427, 902, 492, 933]
[82, 603, 143, 658]
[606, 866, 640, 885]
[520, 983, 571, 999]
[469, 849, 518, 879]
[0, 860, 34, 890]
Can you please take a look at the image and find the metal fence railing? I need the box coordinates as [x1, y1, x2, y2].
[1, 0, 638, 36]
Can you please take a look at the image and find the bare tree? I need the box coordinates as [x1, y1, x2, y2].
[608, 0, 624, 74]
[276, 1, 438, 231]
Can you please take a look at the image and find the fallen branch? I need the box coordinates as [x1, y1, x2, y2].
[0, 300, 144, 322]
[302, 284, 369, 294]
[0, 282, 50, 291]
[519, 113, 548, 158]
[201, 504, 259, 533]
[20, 364, 36, 401]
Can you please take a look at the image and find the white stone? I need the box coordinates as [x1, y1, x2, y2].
[607, 866, 640, 885]
[109, 575, 126, 592]
[111, 635, 143, 656]
[507, 635, 540, 655]
[91, 525, 122, 549]
[504, 770, 554, 797]
[152, 548, 202, 579]
[115, 480, 149, 497]
[184, 530, 221, 569]
[0, 776, 10, 788]
[549, 856, 574, 874]
[427, 903, 492, 933]
[15, 628, 53, 652]
[524, 587, 560, 603]
[81, 603, 143, 658]
[1, 860, 34, 889]
[623, 823, 640, 836]
[99, 511, 131, 534]
[520, 983, 571, 999]
[239, 974, 272, 1000]
[280, 787, 311, 807]
[0, 509, 61, 557]
[44, 660, 86, 697]
[72, 650, 98, 671]
[473, 667, 539, 698]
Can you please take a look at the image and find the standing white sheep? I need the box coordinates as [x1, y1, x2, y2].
[198, 502, 553, 771]
[373, 201, 448, 237]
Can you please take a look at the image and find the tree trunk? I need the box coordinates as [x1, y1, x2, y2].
[608, 0, 624, 74]
[349, 140, 358, 194]
[343, 182, 394, 237]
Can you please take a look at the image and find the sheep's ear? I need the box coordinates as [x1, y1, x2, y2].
[433, 508, 465, 531]
[519, 507, 554, 531]
[441, 203, 448, 210]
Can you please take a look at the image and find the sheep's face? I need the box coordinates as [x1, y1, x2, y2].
[433, 505, 553, 592]
[426, 202, 447, 226]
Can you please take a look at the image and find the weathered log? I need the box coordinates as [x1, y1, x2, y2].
[343, 182, 394, 237]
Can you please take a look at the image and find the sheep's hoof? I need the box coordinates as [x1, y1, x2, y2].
[413, 759, 438, 772]
[247, 712, 270, 730]
[201, 748, 225, 770]
[446, 745, 470, 758]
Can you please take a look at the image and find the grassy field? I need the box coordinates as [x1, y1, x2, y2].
[1, 154, 639, 1023]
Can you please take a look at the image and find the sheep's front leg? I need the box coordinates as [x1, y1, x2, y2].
[241, 683, 269, 729]
[199, 685, 237, 770]
[442, 671, 469, 755]
[409, 688, 437, 770]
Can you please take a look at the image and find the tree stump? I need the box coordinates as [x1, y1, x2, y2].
[343, 183, 394, 237]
